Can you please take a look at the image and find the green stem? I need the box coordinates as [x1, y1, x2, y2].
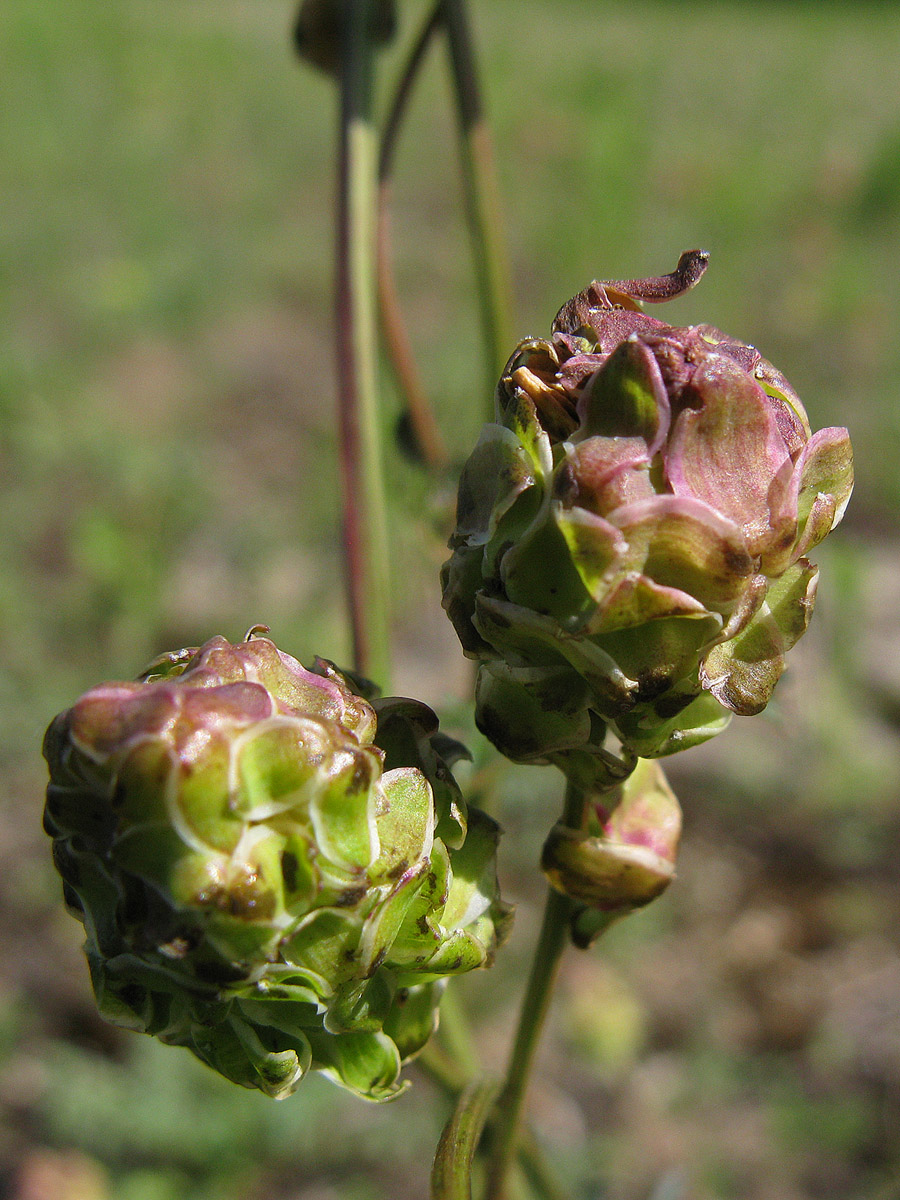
[419, 1040, 469, 1095]
[441, 0, 514, 402]
[439, 984, 480, 1080]
[419, 1047, 567, 1200]
[336, 0, 392, 687]
[483, 781, 586, 1200]
[432, 1078, 501, 1200]
[517, 1142, 570, 1200]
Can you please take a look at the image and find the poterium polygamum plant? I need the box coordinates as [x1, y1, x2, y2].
[442, 251, 854, 795]
[43, 630, 511, 1101]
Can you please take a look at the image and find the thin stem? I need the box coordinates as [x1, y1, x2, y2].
[517, 1142, 570, 1200]
[418, 1040, 469, 1095]
[439, 984, 481, 1080]
[483, 781, 587, 1200]
[336, 0, 392, 686]
[441, 0, 514, 403]
[376, 4, 448, 469]
[419, 1046, 568, 1200]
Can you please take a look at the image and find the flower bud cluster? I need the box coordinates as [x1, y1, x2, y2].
[44, 632, 510, 1100]
[442, 255, 853, 790]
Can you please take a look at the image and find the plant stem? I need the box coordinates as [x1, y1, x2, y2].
[419, 1047, 567, 1200]
[441, 0, 514, 402]
[439, 983, 480, 1080]
[336, 0, 392, 687]
[517, 1142, 570, 1200]
[483, 781, 587, 1200]
[377, 4, 448, 470]
[419, 1040, 469, 1095]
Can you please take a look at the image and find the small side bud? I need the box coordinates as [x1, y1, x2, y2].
[540, 761, 682, 948]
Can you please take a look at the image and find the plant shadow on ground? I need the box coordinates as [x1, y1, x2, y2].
[2, 1, 900, 1197]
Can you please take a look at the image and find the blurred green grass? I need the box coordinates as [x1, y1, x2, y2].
[2, 2, 900, 1198]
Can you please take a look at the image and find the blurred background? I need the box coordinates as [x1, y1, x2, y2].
[3, 1, 900, 1197]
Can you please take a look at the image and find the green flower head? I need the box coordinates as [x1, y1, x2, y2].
[44, 630, 511, 1101]
[442, 253, 853, 790]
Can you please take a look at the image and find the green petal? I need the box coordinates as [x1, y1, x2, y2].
[381, 981, 441, 1061]
[272, 829, 318, 913]
[171, 732, 242, 855]
[500, 498, 597, 625]
[231, 717, 325, 822]
[700, 559, 818, 714]
[593, 573, 709, 633]
[59, 842, 123, 958]
[389, 840, 453, 965]
[372, 698, 468, 851]
[306, 1028, 405, 1102]
[281, 908, 364, 992]
[116, 824, 202, 899]
[451, 424, 538, 547]
[237, 996, 321, 1039]
[358, 863, 430, 974]
[500, 383, 555, 474]
[594, 610, 722, 695]
[482, 477, 545, 582]
[440, 809, 502, 932]
[616, 689, 732, 757]
[192, 1011, 311, 1100]
[310, 745, 381, 872]
[474, 660, 593, 764]
[792, 426, 854, 557]
[87, 954, 155, 1033]
[576, 336, 670, 451]
[475, 594, 640, 723]
[44, 781, 116, 848]
[440, 544, 494, 657]
[325, 970, 394, 1034]
[411, 931, 488, 979]
[610, 495, 753, 613]
[372, 767, 435, 881]
[107, 738, 179, 833]
[553, 503, 627, 605]
[666, 355, 791, 553]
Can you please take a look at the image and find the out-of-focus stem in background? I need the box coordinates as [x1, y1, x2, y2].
[441, 0, 513, 404]
[377, 0, 514, 464]
[377, 5, 449, 471]
[336, 0, 392, 686]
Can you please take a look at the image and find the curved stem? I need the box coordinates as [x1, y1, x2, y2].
[336, 0, 392, 687]
[418, 1048, 568, 1200]
[483, 781, 586, 1200]
[441, 0, 514, 404]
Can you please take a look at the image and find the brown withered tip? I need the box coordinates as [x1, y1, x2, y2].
[552, 250, 711, 335]
[617, 249, 710, 303]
